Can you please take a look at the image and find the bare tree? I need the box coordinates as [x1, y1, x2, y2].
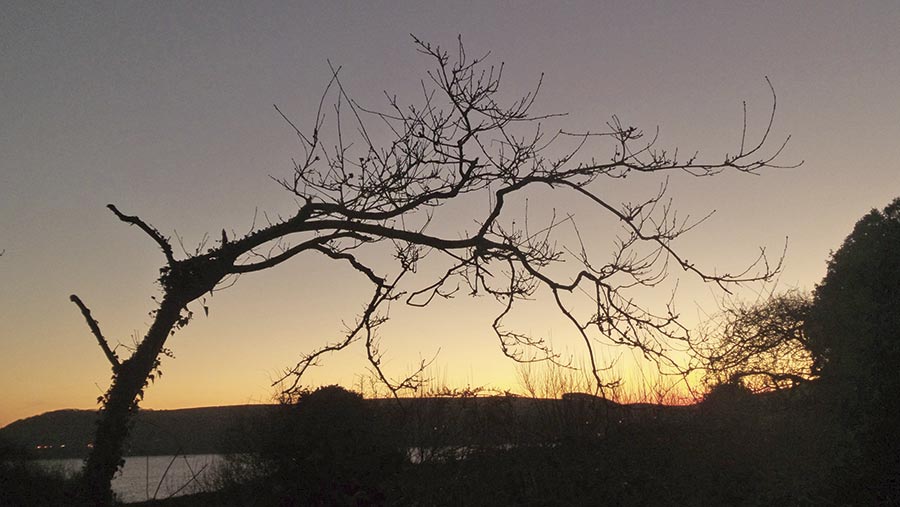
[70, 37, 793, 504]
[696, 290, 814, 392]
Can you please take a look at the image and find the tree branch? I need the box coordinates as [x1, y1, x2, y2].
[310, 244, 385, 286]
[228, 231, 364, 274]
[107, 204, 176, 264]
[70, 294, 120, 370]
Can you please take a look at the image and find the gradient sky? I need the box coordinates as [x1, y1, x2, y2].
[2, 1, 899, 427]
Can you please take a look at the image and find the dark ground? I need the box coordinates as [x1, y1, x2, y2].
[3, 387, 895, 506]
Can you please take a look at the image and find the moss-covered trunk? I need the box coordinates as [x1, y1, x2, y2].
[80, 298, 183, 505]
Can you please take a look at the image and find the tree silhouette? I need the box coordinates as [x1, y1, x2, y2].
[806, 197, 900, 501]
[70, 37, 793, 504]
[808, 197, 900, 384]
[698, 290, 814, 392]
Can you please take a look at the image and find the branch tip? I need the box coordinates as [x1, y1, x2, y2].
[70, 294, 120, 370]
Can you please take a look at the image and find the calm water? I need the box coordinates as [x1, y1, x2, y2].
[39, 449, 460, 501]
[38, 454, 223, 503]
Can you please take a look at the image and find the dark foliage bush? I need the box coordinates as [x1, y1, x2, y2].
[196, 388, 850, 505]
[216, 386, 403, 505]
[0, 436, 80, 506]
[807, 197, 900, 503]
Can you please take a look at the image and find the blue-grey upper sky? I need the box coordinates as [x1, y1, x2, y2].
[2, 1, 898, 426]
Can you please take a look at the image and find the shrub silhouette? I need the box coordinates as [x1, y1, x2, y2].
[251, 386, 402, 505]
[702, 381, 754, 407]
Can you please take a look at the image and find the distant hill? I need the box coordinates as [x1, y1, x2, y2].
[0, 395, 696, 459]
[0, 405, 274, 459]
[0, 409, 98, 458]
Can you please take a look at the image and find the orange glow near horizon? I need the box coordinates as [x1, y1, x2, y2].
[0, 347, 700, 427]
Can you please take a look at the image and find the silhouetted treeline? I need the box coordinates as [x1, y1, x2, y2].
[3, 383, 895, 505]
[0, 396, 692, 460]
[197, 384, 851, 505]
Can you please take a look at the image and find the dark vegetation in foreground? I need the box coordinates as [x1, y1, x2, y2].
[0, 436, 79, 506]
[139, 383, 885, 506]
[0, 383, 894, 506]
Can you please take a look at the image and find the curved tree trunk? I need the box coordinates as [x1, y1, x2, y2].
[80, 298, 184, 506]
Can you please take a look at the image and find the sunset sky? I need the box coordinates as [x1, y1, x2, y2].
[2, 1, 899, 427]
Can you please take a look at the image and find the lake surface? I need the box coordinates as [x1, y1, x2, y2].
[38, 454, 223, 503]
[39, 448, 466, 501]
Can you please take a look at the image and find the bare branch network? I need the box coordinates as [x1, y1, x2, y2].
[694, 290, 814, 393]
[75, 36, 795, 400]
